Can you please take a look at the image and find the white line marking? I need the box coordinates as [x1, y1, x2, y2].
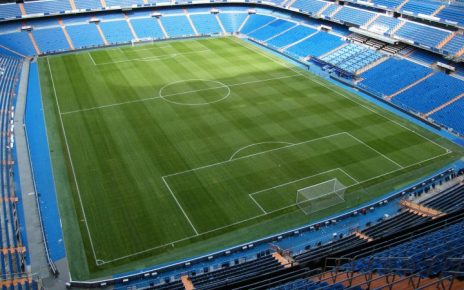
[60, 74, 301, 115]
[91, 49, 211, 66]
[162, 84, 228, 97]
[345, 132, 403, 169]
[227, 74, 301, 87]
[47, 57, 100, 265]
[159, 79, 231, 106]
[161, 129, 422, 219]
[163, 132, 347, 178]
[160, 74, 301, 98]
[231, 37, 452, 156]
[354, 151, 451, 186]
[249, 194, 267, 214]
[161, 176, 199, 235]
[33, 65, 73, 265]
[249, 168, 355, 197]
[229, 141, 294, 160]
[98, 148, 450, 265]
[122, 45, 171, 52]
[164, 131, 408, 180]
[66, 38, 455, 265]
[339, 168, 359, 183]
[162, 132, 404, 225]
[88, 52, 96, 66]
[195, 40, 211, 51]
[61, 96, 164, 115]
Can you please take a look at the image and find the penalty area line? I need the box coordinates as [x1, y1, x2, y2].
[345, 132, 404, 169]
[98, 150, 451, 265]
[163, 132, 347, 178]
[231, 37, 453, 157]
[88, 52, 97, 66]
[100, 200, 302, 264]
[249, 195, 267, 214]
[229, 141, 294, 161]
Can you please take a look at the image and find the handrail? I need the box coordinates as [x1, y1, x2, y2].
[346, 207, 464, 260]
[320, 239, 464, 281]
[20, 60, 58, 276]
[414, 275, 455, 290]
[0, 0, 462, 60]
[23, 124, 58, 276]
[3, 57, 40, 281]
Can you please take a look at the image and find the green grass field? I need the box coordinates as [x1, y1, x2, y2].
[38, 37, 462, 279]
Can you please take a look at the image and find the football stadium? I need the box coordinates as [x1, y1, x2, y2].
[0, 0, 463, 289]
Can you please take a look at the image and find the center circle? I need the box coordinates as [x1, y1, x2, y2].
[159, 79, 231, 106]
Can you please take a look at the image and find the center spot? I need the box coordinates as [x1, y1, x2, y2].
[159, 79, 231, 106]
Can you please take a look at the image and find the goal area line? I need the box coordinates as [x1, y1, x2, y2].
[51, 38, 455, 266]
[139, 132, 450, 265]
[248, 168, 357, 199]
[100, 146, 450, 265]
[161, 130, 446, 231]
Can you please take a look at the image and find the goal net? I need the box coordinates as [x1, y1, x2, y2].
[131, 38, 155, 46]
[296, 179, 347, 215]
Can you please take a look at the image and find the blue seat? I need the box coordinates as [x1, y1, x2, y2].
[286, 32, 344, 58]
[219, 13, 248, 33]
[161, 15, 195, 37]
[359, 58, 432, 97]
[190, 14, 222, 35]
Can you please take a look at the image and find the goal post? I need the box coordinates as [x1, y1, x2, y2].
[131, 38, 155, 46]
[296, 179, 347, 215]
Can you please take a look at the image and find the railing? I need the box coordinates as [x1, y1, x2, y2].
[339, 210, 464, 261]
[23, 124, 58, 276]
[0, 0, 462, 58]
[319, 227, 464, 279]
[319, 259, 459, 289]
[20, 60, 58, 276]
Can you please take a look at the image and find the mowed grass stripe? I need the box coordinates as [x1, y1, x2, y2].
[41, 37, 457, 268]
[231, 38, 451, 158]
[58, 39, 297, 114]
[164, 132, 400, 233]
[49, 38, 290, 261]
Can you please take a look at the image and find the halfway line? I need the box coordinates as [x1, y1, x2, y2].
[60, 74, 302, 115]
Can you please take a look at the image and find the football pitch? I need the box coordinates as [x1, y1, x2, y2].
[38, 37, 460, 277]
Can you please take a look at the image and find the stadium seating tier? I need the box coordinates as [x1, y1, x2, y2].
[249, 19, 296, 42]
[286, 32, 344, 58]
[161, 15, 195, 37]
[218, 13, 248, 33]
[190, 14, 223, 35]
[360, 58, 432, 96]
[130, 18, 165, 40]
[392, 72, 464, 114]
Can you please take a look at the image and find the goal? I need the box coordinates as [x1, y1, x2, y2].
[296, 179, 347, 215]
[131, 38, 156, 46]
